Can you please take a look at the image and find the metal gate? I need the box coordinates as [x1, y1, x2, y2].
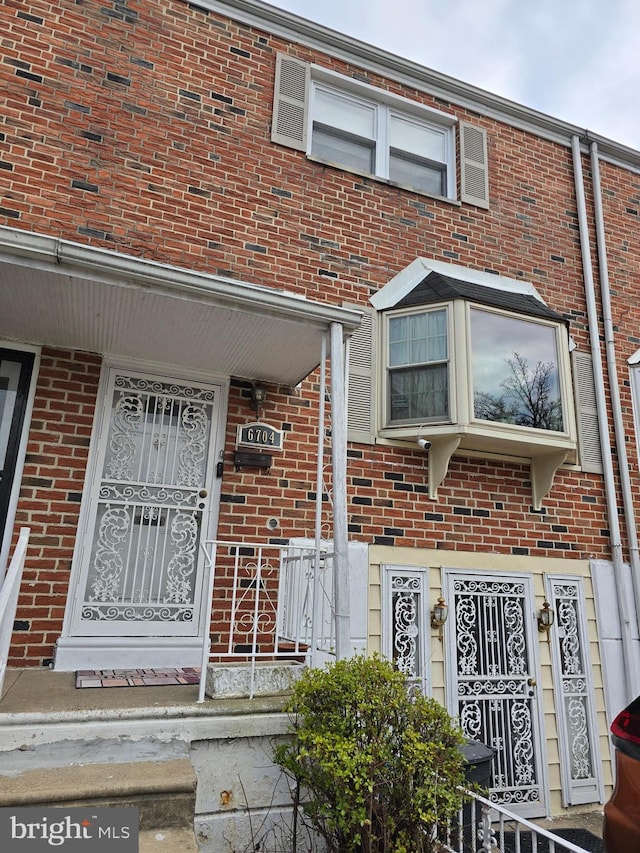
[445, 571, 547, 817]
[70, 368, 221, 638]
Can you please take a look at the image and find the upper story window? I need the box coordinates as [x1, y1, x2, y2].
[271, 54, 489, 207]
[310, 85, 451, 197]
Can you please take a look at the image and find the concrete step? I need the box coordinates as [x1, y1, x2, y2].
[139, 827, 199, 852]
[0, 757, 197, 833]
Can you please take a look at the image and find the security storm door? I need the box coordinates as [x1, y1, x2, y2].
[445, 571, 547, 817]
[546, 575, 603, 806]
[71, 369, 220, 637]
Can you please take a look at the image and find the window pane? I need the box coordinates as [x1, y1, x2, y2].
[390, 364, 448, 422]
[390, 115, 445, 161]
[314, 88, 375, 138]
[471, 309, 564, 431]
[312, 126, 375, 173]
[389, 151, 445, 195]
[389, 310, 447, 366]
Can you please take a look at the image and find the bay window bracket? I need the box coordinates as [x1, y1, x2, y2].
[428, 435, 461, 500]
[531, 451, 568, 511]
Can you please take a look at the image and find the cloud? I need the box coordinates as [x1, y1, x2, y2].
[272, 0, 639, 148]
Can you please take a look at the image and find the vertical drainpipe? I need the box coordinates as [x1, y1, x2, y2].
[311, 332, 328, 667]
[571, 136, 637, 703]
[590, 141, 640, 697]
[330, 321, 351, 659]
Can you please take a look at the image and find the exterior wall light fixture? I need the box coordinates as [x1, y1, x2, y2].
[431, 596, 449, 641]
[250, 383, 267, 419]
[538, 600, 555, 634]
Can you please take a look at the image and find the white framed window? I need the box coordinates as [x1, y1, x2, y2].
[310, 83, 451, 197]
[382, 300, 573, 439]
[385, 304, 451, 425]
[271, 54, 491, 204]
[469, 306, 565, 433]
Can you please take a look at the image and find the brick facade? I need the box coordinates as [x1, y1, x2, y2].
[0, 0, 638, 683]
[10, 349, 100, 665]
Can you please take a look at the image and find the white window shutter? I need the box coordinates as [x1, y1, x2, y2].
[345, 305, 376, 444]
[572, 350, 603, 473]
[271, 53, 309, 151]
[460, 121, 489, 208]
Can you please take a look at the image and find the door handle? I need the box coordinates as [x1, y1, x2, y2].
[198, 489, 208, 498]
[527, 678, 536, 687]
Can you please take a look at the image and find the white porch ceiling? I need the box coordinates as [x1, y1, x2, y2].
[0, 227, 362, 387]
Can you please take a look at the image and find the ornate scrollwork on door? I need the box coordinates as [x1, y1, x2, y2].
[451, 574, 542, 809]
[77, 370, 219, 633]
[178, 403, 209, 486]
[391, 574, 421, 679]
[106, 394, 143, 480]
[548, 578, 600, 801]
[164, 512, 199, 604]
[89, 506, 130, 601]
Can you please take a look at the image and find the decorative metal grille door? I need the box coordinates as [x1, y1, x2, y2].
[382, 567, 430, 695]
[71, 369, 220, 637]
[546, 575, 603, 806]
[445, 572, 547, 817]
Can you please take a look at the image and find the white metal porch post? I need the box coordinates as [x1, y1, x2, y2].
[311, 333, 327, 666]
[330, 322, 350, 659]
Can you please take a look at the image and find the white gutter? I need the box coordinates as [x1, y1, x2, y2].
[0, 225, 362, 334]
[589, 142, 640, 696]
[571, 136, 637, 702]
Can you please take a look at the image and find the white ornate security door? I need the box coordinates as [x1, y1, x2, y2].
[71, 368, 221, 639]
[445, 571, 547, 817]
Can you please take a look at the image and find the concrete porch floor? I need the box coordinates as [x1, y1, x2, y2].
[0, 667, 203, 714]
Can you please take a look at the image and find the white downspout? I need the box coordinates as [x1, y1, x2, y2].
[311, 333, 328, 667]
[589, 141, 640, 697]
[330, 322, 351, 659]
[571, 136, 637, 701]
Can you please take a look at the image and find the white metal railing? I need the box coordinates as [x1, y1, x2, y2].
[278, 546, 335, 659]
[439, 789, 593, 853]
[198, 540, 335, 701]
[0, 527, 29, 699]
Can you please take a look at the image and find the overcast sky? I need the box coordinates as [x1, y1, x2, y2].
[269, 0, 640, 151]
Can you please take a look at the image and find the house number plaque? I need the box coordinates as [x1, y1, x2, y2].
[236, 421, 283, 451]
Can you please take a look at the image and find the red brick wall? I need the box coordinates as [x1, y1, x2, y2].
[1, 0, 636, 664]
[10, 349, 101, 666]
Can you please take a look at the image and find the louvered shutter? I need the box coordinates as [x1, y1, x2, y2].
[572, 350, 603, 472]
[271, 53, 309, 151]
[460, 121, 489, 208]
[346, 305, 376, 444]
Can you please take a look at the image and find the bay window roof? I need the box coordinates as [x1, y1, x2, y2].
[392, 269, 566, 324]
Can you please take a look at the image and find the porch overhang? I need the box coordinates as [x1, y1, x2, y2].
[0, 226, 362, 387]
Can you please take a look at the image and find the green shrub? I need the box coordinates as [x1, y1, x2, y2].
[274, 654, 466, 853]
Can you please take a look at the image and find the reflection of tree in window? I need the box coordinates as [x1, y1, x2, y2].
[470, 308, 563, 433]
[474, 352, 563, 431]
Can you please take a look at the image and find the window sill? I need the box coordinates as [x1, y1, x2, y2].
[306, 154, 461, 205]
[377, 422, 578, 509]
